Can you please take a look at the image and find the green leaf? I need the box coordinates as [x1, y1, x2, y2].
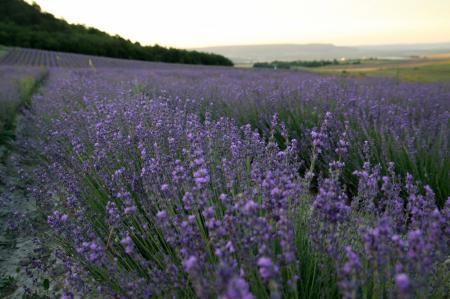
[43, 278, 50, 290]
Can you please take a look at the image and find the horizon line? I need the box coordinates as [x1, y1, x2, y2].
[191, 40, 450, 50]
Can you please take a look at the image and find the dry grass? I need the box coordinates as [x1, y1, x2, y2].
[312, 55, 450, 82]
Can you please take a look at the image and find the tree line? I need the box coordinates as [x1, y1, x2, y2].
[254, 59, 361, 69]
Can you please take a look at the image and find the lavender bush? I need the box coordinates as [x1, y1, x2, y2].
[19, 67, 449, 298]
[136, 68, 449, 204]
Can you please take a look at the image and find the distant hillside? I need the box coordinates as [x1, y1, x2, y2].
[194, 43, 450, 63]
[0, 0, 233, 66]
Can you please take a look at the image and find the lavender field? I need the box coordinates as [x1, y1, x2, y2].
[0, 49, 449, 298]
[0, 48, 222, 69]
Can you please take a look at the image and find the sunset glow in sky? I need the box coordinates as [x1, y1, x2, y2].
[26, 0, 450, 48]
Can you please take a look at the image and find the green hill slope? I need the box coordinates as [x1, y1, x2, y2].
[0, 0, 233, 66]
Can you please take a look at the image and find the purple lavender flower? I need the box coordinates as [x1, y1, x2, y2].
[339, 246, 361, 299]
[47, 211, 69, 232]
[106, 201, 120, 226]
[156, 210, 167, 220]
[220, 277, 254, 299]
[257, 257, 278, 281]
[160, 183, 169, 192]
[120, 232, 135, 254]
[60, 292, 74, 299]
[193, 167, 210, 187]
[395, 273, 411, 295]
[183, 255, 198, 273]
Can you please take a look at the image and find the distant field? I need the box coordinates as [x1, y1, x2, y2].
[369, 60, 450, 82]
[429, 52, 450, 59]
[313, 55, 450, 82]
[0, 47, 220, 69]
[0, 47, 146, 68]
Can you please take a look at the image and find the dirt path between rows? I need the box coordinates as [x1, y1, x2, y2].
[0, 96, 62, 298]
[0, 144, 41, 297]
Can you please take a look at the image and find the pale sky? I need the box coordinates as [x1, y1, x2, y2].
[26, 0, 450, 48]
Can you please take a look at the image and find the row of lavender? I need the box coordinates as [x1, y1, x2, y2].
[0, 66, 47, 155]
[24, 67, 449, 298]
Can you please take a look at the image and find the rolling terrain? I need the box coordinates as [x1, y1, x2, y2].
[195, 42, 450, 63]
[0, 47, 232, 69]
[0, 0, 233, 66]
